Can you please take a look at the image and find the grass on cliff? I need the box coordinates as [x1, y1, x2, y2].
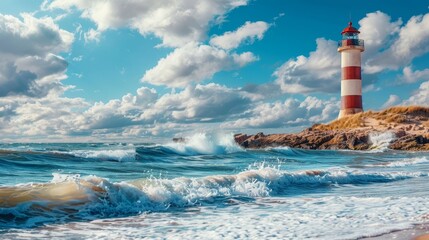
[313, 106, 429, 131]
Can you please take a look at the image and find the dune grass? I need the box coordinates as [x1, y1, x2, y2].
[313, 106, 429, 131]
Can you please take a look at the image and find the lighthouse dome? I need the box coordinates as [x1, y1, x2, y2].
[341, 21, 360, 34]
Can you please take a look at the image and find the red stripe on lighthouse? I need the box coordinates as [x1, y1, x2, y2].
[341, 66, 361, 80]
[341, 95, 362, 109]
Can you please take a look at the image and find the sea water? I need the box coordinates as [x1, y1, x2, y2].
[0, 133, 428, 239]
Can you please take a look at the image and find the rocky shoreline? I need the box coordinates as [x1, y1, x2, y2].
[234, 106, 429, 151]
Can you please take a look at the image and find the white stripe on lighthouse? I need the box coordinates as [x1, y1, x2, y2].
[341, 80, 362, 96]
[341, 50, 361, 67]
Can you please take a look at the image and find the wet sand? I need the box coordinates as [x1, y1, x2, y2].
[362, 224, 429, 240]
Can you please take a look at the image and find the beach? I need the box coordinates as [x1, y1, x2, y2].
[0, 134, 428, 239]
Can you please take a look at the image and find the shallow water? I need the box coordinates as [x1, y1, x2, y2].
[0, 133, 428, 239]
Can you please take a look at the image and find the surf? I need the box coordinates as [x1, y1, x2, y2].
[163, 132, 244, 155]
[0, 166, 425, 229]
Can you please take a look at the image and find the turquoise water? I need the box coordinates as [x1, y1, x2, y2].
[0, 133, 428, 239]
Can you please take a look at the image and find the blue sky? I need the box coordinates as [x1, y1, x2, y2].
[0, 0, 429, 142]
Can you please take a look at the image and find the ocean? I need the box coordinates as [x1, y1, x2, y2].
[0, 132, 428, 239]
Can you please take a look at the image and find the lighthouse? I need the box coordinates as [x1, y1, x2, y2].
[338, 22, 365, 119]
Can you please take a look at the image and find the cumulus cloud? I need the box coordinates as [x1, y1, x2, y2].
[400, 66, 429, 83]
[0, 96, 88, 139]
[47, 2, 265, 88]
[274, 38, 340, 93]
[382, 94, 401, 108]
[142, 20, 270, 88]
[358, 11, 402, 58]
[365, 13, 429, 73]
[210, 21, 270, 50]
[43, 83, 252, 138]
[140, 83, 252, 122]
[142, 42, 257, 87]
[0, 77, 340, 140]
[0, 13, 73, 97]
[81, 87, 158, 130]
[47, 0, 249, 47]
[77, 83, 336, 137]
[0, 87, 159, 140]
[403, 81, 429, 106]
[0, 13, 73, 57]
[225, 96, 338, 128]
[0, 64, 36, 97]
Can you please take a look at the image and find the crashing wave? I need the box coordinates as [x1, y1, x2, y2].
[366, 157, 429, 168]
[368, 132, 396, 151]
[67, 149, 136, 161]
[163, 132, 244, 155]
[0, 167, 425, 228]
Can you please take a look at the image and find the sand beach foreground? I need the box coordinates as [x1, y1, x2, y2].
[362, 224, 429, 240]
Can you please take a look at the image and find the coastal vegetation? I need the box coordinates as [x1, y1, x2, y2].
[235, 106, 429, 151]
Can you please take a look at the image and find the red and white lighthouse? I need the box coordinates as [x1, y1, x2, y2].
[338, 22, 365, 119]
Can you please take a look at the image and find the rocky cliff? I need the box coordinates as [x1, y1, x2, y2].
[234, 106, 429, 151]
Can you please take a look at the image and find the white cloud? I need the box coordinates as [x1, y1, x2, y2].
[84, 28, 101, 43]
[403, 81, 429, 106]
[274, 38, 340, 93]
[140, 83, 252, 123]
[210, 21, 270, 50]
[142, 42, 257, 88]
[47, 0, 249, 47]
[0, 13, 73, 57]
[46, 1, 263, 89]
[0, 13, 73, 97]
[364, 13, 429, 73]
[358, 11, 402, 58]
[225, 96, 338, 128]
[83, 87, 158, 129]
[401, 66, 429, 83]
[382, 94, 401, 108]
[3, 80, 245, 141]
[0, 78, 340, 140]
[49, 83, 252, 137]
[0, 96, 88, 138]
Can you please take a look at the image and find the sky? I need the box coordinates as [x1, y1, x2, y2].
[0, 0, 429, 142]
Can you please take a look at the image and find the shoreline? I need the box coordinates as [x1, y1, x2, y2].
[234, 106, 429, 151]
[361, 224, 429, 240]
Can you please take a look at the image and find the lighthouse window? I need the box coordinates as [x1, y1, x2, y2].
[343, 33, 358, 40]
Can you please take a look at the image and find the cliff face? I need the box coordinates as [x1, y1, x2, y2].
[234, 106, 429, 151]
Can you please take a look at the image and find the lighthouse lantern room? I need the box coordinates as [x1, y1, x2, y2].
[338, 22, 365, 119]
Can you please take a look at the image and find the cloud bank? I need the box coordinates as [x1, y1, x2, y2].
[47, 0, 249, 47]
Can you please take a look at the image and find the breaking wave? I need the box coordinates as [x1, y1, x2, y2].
[67, 149, 136, 162]
[163, 132, 243, 155]
[0, 167, 425, 229]
[366, 157, 429, 168]
[368, 132, 396, 151]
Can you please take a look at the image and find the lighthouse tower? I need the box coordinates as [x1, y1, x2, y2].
[338, 22, 365, 119]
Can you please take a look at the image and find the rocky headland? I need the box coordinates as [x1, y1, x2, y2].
[234, 106, 429, 151]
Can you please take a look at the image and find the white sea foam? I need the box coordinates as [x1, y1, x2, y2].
[269, 146, 292, 152]
[68, 149, 136, 161]
[51, 173, 81, 183]
[5, 195, 429, 240]
[164, 132, 243, 155]
[367, 157, 429, 168]
[369, 131, 396, 151]
[1, 167, 426, 228]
